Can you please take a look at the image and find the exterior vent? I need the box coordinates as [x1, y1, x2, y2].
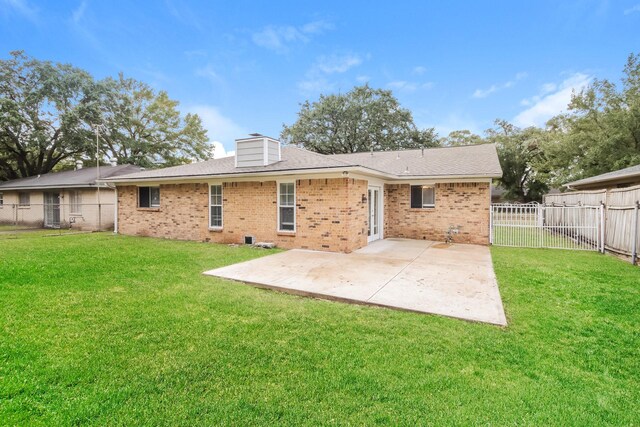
[244, 235, 255, 245]
[235, 135, 281, 168]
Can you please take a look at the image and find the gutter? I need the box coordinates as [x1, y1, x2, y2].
[99, 166, 502, 185]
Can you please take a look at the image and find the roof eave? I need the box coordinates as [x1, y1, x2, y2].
[0, 183, 107, 191]
[100, 164, 502, 185]
[565, 170, 640, 189]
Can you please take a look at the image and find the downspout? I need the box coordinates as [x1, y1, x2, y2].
[105, 182, 118, 234]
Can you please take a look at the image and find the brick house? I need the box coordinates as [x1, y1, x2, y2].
[0, 161, 141, 230]
[104, 135, 502, 253]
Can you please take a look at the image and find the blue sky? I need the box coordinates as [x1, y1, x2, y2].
[1, 0, 639, 156]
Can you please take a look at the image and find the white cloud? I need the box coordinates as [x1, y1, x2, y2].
[252, 20, 333, 53]
[300, 20, 334, 34]
[298, 53, 366, 95]
[211, 141, 235, 159]
[1, 0, 38, 22]
[195, 64, 226, 88]
[472, 72, 528, 98]
[314, 54, 362, 74]
[514, 73, 592, 127]
[412, 66, 427, 75]
[387, 80, 433, 92]
[187, 105, 246, 153]
[165, 0, 203, 31]
[624, 4, 640, 14]
[356, 75, 370, 83]
[71, 0, 86, 23]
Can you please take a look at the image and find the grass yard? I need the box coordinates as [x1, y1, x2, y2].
[1, 234, 639, 425]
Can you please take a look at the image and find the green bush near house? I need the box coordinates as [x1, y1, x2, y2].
[0, 234, 638, 425]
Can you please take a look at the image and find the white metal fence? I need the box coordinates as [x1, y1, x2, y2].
[491, 203, 604, 252]
[0, 203, 114, 232]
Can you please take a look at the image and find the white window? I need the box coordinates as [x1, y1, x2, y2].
[209, 184, 223, 228]
[278, 182, 295, 232]
[138, 186, 160, 208]
[18, 192, 30, 207]
[410, 185, 435, 208]
[69, 191, 82, 214]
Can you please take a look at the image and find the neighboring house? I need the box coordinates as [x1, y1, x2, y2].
[104, 135, 503, 253]
[0, 161, 142, 230]
[491, 183, 506, 203]
[566, 163, 640, 190]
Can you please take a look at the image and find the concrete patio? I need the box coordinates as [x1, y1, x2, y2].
[203, 238, 507, 326]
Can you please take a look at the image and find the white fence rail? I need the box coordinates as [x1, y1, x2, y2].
[491, 203, 604, 252]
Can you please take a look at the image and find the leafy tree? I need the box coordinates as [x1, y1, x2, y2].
[487, 120, 548, 202]
[441, 129, 484, 146]
[540, 53, 640, 186]
[281, 84, 439, 154]
[0, 51, 100, 179]
[0, 52, 211, 181]
[97, 74, 210, 168]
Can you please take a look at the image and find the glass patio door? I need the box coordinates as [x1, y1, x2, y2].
[43, 192, 61, 228]
[368, 186, 380, 242]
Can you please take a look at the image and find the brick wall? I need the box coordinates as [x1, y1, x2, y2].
[117, 178, 368, 252]
[384, 182, 490, 245]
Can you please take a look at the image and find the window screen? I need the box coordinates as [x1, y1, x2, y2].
[279, 182, 295, 231]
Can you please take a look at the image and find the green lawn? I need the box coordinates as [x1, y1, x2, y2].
[1, 234, 638, 425]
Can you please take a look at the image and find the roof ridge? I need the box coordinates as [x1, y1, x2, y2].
[328, 142, 495, 157]
[284, 145, 356, 166]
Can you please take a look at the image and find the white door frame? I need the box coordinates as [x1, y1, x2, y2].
[367, 185, 383, 243]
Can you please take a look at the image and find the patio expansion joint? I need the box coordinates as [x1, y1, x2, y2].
[365, 243, 432, 302]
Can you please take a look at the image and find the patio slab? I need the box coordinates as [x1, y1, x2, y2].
[203, 238, 507, 326]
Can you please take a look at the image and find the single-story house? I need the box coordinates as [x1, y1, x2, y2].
[0, 161, 141, 230]
[103, 135, 503, 253]
[565, 163, 640, 190]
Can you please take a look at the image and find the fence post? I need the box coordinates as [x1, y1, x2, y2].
[632, 201, 639, 265]
[489, 205, 493, 245]
[600, 203, 606, 254]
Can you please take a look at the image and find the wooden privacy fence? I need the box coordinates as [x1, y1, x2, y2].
[544, 185, 640, 264]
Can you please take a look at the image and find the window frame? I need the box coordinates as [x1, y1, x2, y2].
[18, 191, 30, 207]
[277, 181, 296, 232]
[69, 190, 82, 215]
[0, 192, 3, 207]
[209, 184, 223, 229]
[138, 186, 160, 208]
[410, 185, 436, 209]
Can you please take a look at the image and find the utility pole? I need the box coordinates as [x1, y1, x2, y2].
[94, 124, 106, 229]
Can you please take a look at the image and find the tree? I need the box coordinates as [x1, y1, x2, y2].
[441, 129, 484, 146]
[486, 120, 548, 202]
[281, 84, 439, 154]
[97, 74, 210, 168]
[0, 52, 211, 181]
[0, 51, 100, 179]
[540, 53, 640, 186]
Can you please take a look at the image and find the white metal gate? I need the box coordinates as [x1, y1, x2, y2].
[490, 203, 604, 252]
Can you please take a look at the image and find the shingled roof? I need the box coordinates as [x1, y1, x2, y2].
[330, 143, 502, 177]
[566, 163, 640, 189]
[103, 144, 502, 182]
[0, 164, 142, 190]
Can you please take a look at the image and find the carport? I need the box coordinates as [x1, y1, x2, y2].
[204, 238, 507, 325]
